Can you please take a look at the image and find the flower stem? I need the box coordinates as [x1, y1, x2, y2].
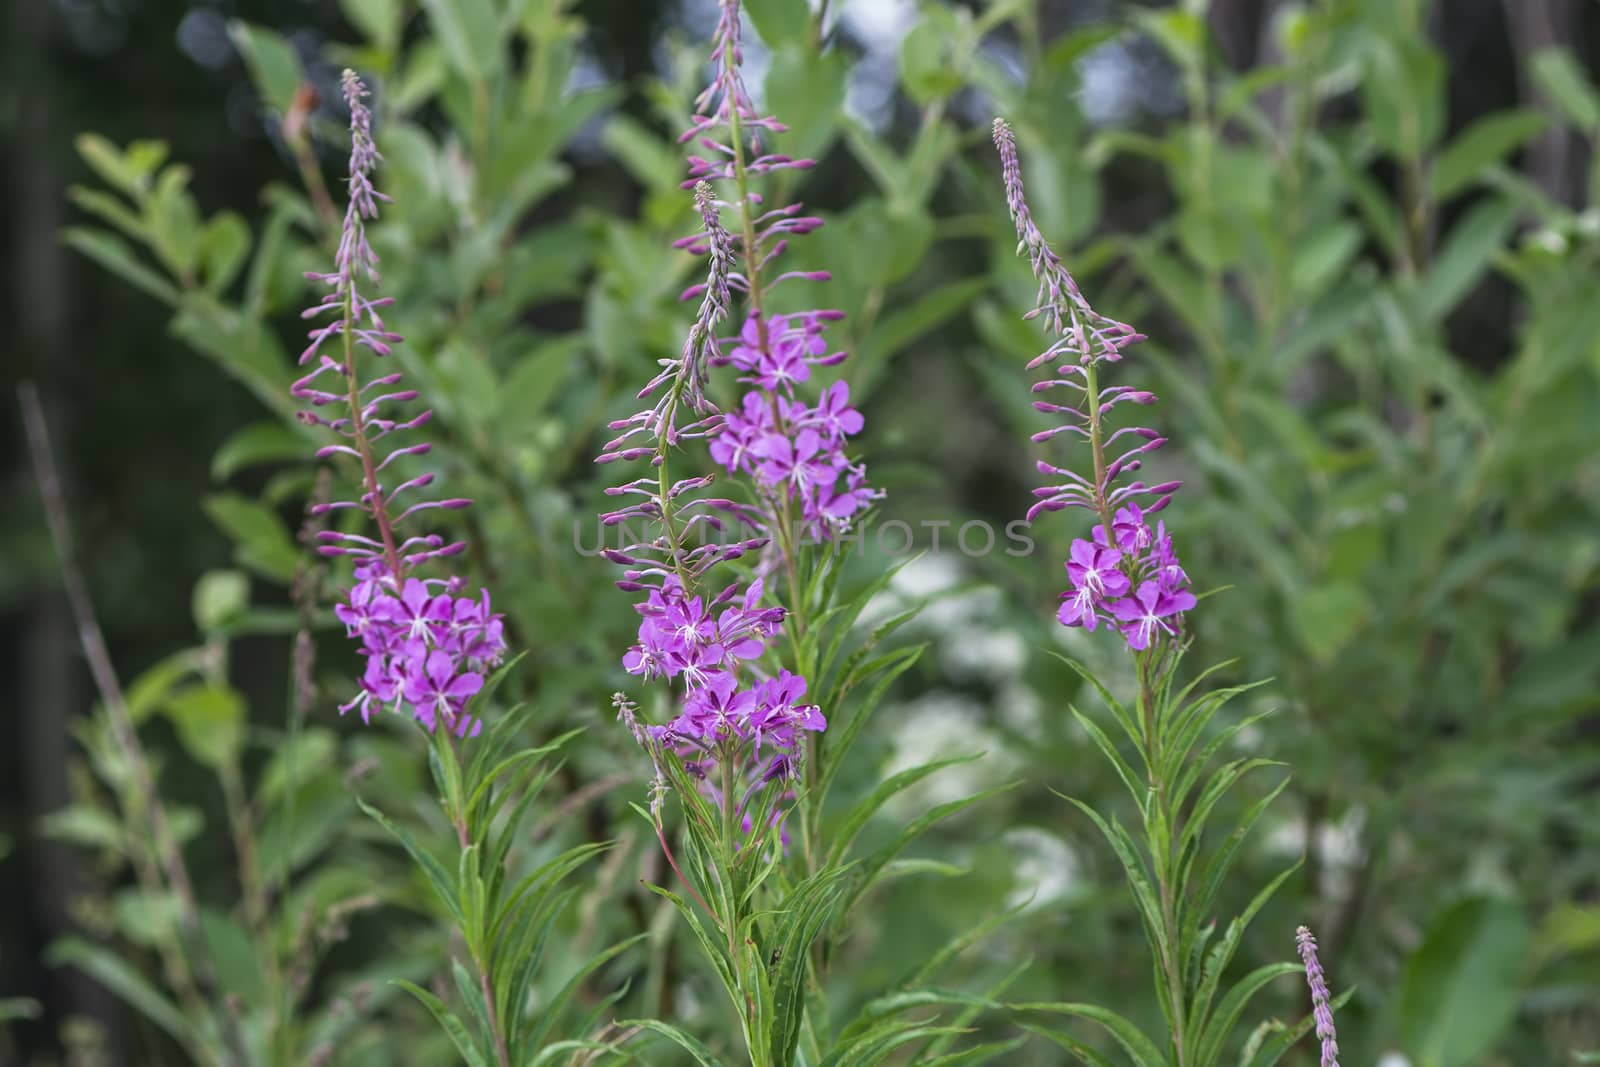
[341, 286, 404, 579]
[1139, 657, 1189, 1067]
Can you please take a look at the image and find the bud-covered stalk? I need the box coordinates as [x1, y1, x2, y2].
[293, 71, 505, 735]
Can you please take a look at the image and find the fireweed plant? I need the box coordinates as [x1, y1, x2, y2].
[993, 119, 1348, 1067]
[294, 72, 632, 1067]
[594, 4, 1010, 1064]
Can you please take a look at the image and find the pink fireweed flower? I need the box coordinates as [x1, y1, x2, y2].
[295, 71, 504, 734]
[601, 4, 856, 833]
[994, 117, 1192, 652]
[1296, 926, 1342, 1067]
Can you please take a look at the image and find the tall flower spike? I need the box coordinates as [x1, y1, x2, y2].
[674, 1, 879, 549]
[294, 71, 505, 735]
[1296, 926, 1342, 1067]
[993, 118, 1192, 651]
[600, 3, 863, 836]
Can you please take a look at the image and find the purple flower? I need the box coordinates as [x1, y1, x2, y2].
[1296, 926, 1341, 1067]
[294, 71, 504, 733]
[994, 117, 1193, 652]
[1109, 580, 1196, 652]
[601, 5, 861, 832]
[757, 428, 839, 499]
[681, 673, 755, 740]
[1058, 539, 1131, 632]
[807, 381, 864, 439]
[403, 649, 483, 729]
[1110, 504, 1153, 554]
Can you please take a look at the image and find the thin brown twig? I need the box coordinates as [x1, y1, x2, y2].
[20, 382, 199, 917]
[19, 382, 252, 1067]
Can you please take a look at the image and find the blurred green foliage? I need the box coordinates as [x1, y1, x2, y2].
[12, 0, 1600, 1064]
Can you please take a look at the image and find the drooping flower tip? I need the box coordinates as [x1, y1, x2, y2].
[1295, 926, 1342, 1067]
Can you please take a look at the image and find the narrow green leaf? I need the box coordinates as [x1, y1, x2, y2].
[47, 938, 208, 1054]
[1020, 1023, 1119, 1067]
[1241, 989, 1353, 1067]
[1418, 197, 1519, 321]
[1193, 962, 1301, 1067]
[619, 1019, 730, 1067]
[1430, 110, 1548, 199]
[394, 979, 491, 1067]
[61, 227, 179, 305]
[825, 753, 983, 867]
[357, 799, 465, 926]
[1009, 1002, 1166, 1067]
[421, 0, 499, 82]
[1532, 49, 1600, 129]
[769, 866, 853, 1065]
[226, 20, 303, 114]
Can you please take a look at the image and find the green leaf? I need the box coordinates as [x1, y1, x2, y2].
[202, 492, 301, 583]
[358, 799, 466, 927]
[764, 44, 849, 164]
[620, 1019, 731, 1067]
[75, 134, 167, 199]
[848, 783, 1015, 915]
[147, 166, 202, 279]
[1289, 221, 1364, 298]
[421, 0, 499, 82]
[192, 569, 249, 633]
[1009, 1002, 1166, 1067]
[163, 685, 246, 769]
[200, 211, 251, 293]
[1397, 896, 1531, 1067]
[61, 227, 179, 305]
[48, 937, 207, 1054]
[899, 17, 966, 105]
[1532, 49, 1600, 129]
[825, 753, 984, 867]
[1418, 197, 1519, 321]
[40, 805, 125, 852]
[200, 909, 267, 1007]
[394, 980, 491, 1067]
[342, 0, 403, 52]
[769, 866, 853, 1066]
[111, 889, 184, 948]
[1193, 962, 1301, 1067]
[1430, 110, 1548, 199]
[743, 0, 812, 47]
[856, 278, 988, 395]
[227, 21, 304, 115]
[211, 421, 309, 481]
[68, 185, 148, 240]
[1020, 1023, 1119, 1067]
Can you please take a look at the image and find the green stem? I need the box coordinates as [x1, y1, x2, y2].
[445, 733, 514, 1067]
[1140, 657, 1189, 1067]
[340, 284, 404, 580]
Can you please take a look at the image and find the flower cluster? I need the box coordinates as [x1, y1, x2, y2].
[1060, 504, 1193, 649]
[335, 564, 506, 735]
[993, 118, 1193, 652]
[710, 316, 873, 532]
[599, 185, 827, 813]
[599, 1, 860, 829]
[292, 70, 499, 733]
[620, 576, 822, 751]
[683, 0, 880, 549]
